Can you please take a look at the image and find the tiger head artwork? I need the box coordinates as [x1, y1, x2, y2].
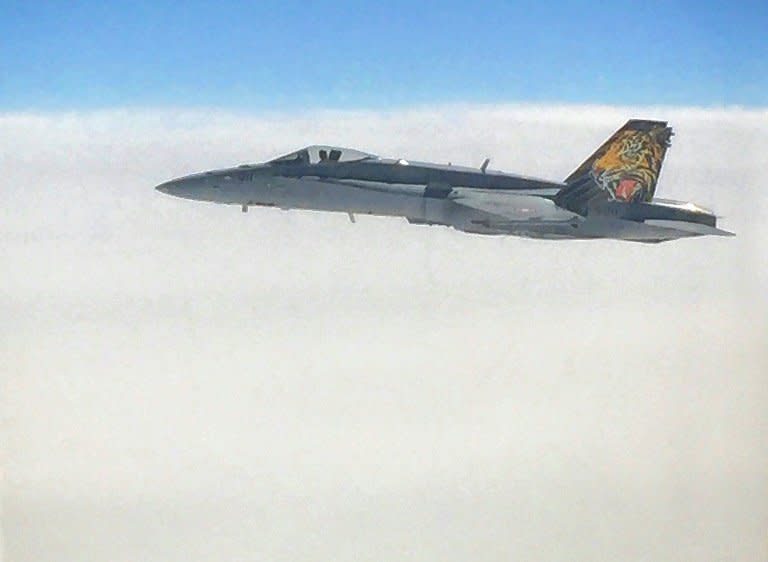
[590, 123, 673, 202]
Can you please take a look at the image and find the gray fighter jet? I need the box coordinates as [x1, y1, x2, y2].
[155, 120, 732, 242]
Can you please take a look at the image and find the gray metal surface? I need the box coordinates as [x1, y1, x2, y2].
[156, 124, 732, 243]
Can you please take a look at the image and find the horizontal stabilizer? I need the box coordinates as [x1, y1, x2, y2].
[643, 219, 734, 237]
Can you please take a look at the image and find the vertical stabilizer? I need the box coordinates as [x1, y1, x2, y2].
[555, 120, 673, 214]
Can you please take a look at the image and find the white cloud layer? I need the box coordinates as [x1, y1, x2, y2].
[1, 105, 767, 561]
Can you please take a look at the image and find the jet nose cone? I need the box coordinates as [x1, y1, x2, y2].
[155, 180, 177, 194]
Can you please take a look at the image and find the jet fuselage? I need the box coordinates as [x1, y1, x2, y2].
[156, 127, 731, 243]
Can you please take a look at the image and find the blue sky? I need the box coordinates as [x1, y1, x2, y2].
[0, 0, 765, 110]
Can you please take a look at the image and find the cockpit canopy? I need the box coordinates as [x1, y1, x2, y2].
[269, 145, 377, 165]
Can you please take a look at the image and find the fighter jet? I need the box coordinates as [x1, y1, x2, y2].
[155, 120, 732, 242]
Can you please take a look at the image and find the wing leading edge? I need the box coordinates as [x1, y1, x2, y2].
[450, 189, 579, 225]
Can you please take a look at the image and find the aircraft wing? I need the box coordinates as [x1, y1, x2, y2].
[449, 189, 579, 227]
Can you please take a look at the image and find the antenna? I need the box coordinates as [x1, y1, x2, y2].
[480, 158, 490, 173]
